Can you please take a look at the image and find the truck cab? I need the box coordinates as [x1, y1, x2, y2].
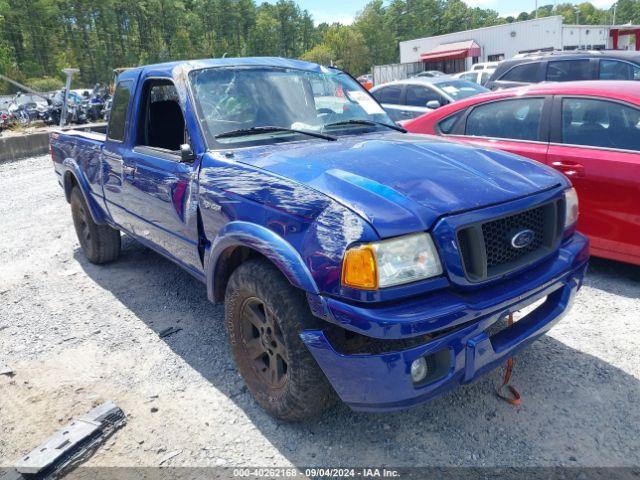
[51, 58, 589, 420]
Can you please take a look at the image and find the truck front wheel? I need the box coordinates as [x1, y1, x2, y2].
[225, 258, 336, 421]
[70, 186, 121, 264]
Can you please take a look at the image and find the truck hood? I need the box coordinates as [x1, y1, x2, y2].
[230, 132, 565, 238]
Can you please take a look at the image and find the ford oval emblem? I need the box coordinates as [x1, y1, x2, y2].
[511, 229, 535, 249]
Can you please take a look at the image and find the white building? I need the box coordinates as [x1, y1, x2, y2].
[399, 16, 640, 74]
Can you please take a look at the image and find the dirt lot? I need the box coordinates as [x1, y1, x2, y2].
[1, 155, 639, 471]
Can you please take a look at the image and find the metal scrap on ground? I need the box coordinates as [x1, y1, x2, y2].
[14, 401, 125, 477]
[158, 326, 182, 338]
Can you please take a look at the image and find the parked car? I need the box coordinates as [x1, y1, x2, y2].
[471, 61, 500, 71]
[453, 69, 494, 86]
[412, 70, 445, 78]
[370, 77, 489, 122]
[357, 74, 373, 90]
[404, 80, 640, 265]
[486, 50, 640, 90]
[51, 57, 588, 420]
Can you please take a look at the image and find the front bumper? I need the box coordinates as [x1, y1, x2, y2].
[301, 233, 589, 412]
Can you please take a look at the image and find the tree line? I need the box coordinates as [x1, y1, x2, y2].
[1, 0, 639, 93]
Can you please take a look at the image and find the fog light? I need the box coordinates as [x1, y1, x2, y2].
[410, 357, 428, 383]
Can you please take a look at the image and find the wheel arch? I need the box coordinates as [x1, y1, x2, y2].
[205, 222, 320, 303]
[63, 170, 78, 202]
[61, 159, 108, 225]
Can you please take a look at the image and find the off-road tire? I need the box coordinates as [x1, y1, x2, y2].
[225, 258, 336, 421]
[70, 186, 121, 264]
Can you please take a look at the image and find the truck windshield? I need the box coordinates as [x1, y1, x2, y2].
[189, 66, 398, 147]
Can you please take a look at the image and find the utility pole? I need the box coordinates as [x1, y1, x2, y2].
[576, 8, 581, 49]
[535, 0, 538, 18]
[0, 73, 48, 100]
[613, 3, 617, 26]
[60, 68, 79, 127]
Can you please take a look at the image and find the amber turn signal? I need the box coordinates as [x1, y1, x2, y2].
[341, 245, 377, 290]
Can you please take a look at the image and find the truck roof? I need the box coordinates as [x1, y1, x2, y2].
[118, 57, 338, 81]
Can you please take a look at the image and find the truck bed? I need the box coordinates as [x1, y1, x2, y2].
[50, 129, 107, 209]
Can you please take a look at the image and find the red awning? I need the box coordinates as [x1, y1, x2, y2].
[420, 40, 481, 62]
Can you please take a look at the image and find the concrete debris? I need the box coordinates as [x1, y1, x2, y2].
[158, 326, 182, 338]
[14, 401, 125, 476]
[0, 364, 14, 376]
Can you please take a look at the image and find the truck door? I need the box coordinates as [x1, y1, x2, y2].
[102, 80, 136, 229]
[120, 78, 203, 275]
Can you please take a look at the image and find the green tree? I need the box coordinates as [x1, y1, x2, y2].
[300, 43, 333, 66]
[354, 0, 396, 67]
[248, 9, 280, 56]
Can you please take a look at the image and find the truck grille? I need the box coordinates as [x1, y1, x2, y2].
[457, 200, 564, 282]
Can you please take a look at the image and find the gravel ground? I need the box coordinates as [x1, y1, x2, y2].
[0, 155, 639, 470]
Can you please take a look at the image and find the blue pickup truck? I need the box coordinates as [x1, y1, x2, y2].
[50, 57, 589, 420]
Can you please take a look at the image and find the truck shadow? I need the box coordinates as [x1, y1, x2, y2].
[75, 240, 639, 466]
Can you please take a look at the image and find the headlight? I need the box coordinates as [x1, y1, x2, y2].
[341, 233, 442, 290]
[564, 187, 579, 227]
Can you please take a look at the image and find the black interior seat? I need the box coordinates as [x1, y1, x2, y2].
[148, 100, 185, 151]
[576, 108, 608, 147]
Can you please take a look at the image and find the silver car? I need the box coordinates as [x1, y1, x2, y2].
[370, 77, 489, 122]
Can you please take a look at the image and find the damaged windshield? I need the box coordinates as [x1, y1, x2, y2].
[189, 66, 398, 147]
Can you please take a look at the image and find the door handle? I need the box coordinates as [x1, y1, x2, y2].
[551, 161, 585, 177]
[122, 165, 136, 176]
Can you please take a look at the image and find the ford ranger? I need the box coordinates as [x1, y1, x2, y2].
[50, 58, 589, 420]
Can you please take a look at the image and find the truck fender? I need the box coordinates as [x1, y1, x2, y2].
[61, 158, 108, 225]
[205, 221, 319, 302]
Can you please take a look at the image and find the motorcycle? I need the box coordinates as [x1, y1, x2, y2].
[87, 84, 110, 122]
[0, 110, 14, 133]
[7, 94, 29, 126]
[43, 92, 63, 126]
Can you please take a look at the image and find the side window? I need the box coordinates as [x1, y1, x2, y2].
[599, 60, 640, 80]
[137, 80, 185, 152]
[107, 81, 132, 142]
[547, 60, 592, 81]
[500, 63, 540, 83]
[372, 85, 402, 104]
[465, 98, 544, 141]
[561, 98, 640, 151]
[438, 111, 464, 134]
[460, 72, 477, 82]
[405, 85, 442, 107]
[480, 71, 491, 84]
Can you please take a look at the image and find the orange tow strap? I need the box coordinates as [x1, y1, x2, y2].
[496, 314, 521, 406]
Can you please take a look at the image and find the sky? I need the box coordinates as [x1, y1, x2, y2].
[283, 0, 617, 25]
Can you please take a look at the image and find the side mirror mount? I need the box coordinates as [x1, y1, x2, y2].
[180, 143, 195, 163]
[426, 100, 441, 109]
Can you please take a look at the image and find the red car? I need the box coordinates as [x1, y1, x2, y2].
[405, 81, 640, 266]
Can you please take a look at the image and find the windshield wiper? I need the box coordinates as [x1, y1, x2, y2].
[323, 119, 407, 133]
[215, 126, 336, 141]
